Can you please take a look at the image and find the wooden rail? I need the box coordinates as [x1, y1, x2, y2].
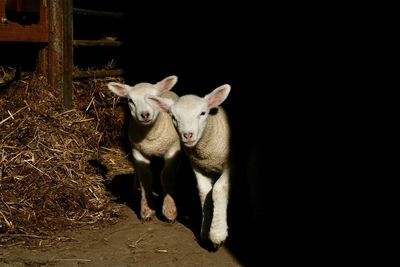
[73, 8, 124, 19]
[73, 40, 123, 47]
[73, 69, 124, 79]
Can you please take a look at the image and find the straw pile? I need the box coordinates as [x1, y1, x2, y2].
[0, 71, 131, 247]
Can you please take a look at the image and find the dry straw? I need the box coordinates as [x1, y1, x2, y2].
[0, 71, 130, 247]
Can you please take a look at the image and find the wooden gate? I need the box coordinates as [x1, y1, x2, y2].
[0, 0, 124, 108]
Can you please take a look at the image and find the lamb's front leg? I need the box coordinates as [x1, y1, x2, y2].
[209, 167, 229, 247]
[160, 145, 181, 222]
[193, 169, 213, 241]
[133, 149, 155, 221]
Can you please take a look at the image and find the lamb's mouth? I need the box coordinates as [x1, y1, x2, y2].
[139, 119, 152, 125]
[183, 140, 196, 147]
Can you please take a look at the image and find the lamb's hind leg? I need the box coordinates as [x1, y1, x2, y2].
[133, 149, 156, 221]
[209, 167, 229, 248]
[161, 146, 181, 222]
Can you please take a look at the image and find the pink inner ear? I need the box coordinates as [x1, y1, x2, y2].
[157, 76, 177, 93]
[108, 83, 129, 97]
[208, 98, 218, 109]
[115, 87, 128, 97]
[147, 96, 171, 113]
[207, 90, 225, 109]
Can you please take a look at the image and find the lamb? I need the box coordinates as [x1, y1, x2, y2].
[107, 76, 181, 222]
[146, 84, 231, 248]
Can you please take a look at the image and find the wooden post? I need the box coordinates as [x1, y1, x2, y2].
[63, 0, 73, 109]
[48, 0, 73, 109]
[37, 46, 48, 77]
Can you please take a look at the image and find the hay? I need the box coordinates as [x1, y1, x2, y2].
[72, 72, 129, 149]
[0, 65, 16, 87]
[0, 72, 130, 247]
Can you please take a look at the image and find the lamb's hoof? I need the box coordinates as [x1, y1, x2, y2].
[140, 216, 154, 222]
[162, 210, 177, 222]
[165, 218, 176, 224]
[200, 238, 223, 252]
[212, 241, 224, 250]
[140, 209, 156, 222]
[163, 213, 177, 223]
[209, 228, 227, 249]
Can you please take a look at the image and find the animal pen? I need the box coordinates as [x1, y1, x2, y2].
[0, 1, 272, 265]
[1, 0, 125, 108]
[0, 0, 132, 246]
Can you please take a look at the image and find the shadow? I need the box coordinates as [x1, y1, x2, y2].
[104, 158, 166, 221]
[87, 159, 108, 176]
[106, 173, 138, 212]
[103, 155, 192, 224]
[149, 157, 169, 221]
[174, 154, 202, 238]
[117, 4, 262, 263]
[5, 10, 40, 25]
[87, 159, 138, 218]
[0, 43, 45, 73]
[5, 0, 41, 25]
[82, 1, 328, 265]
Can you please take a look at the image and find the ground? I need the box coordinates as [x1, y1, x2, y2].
[0, 204, 242, 267]
[0, 149, 244, 267]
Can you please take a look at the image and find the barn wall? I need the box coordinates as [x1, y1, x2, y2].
[0, 0, 48, 42]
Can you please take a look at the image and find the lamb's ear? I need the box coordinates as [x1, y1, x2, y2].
[205, 84, 231, 109]
[156, 75, 178, 94]
[145, 95, 175, 112]
[107, 82, 131, 97]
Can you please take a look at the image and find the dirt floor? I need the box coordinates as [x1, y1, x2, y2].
[0, 204, 242, 267]
[0, 145, 245, 267]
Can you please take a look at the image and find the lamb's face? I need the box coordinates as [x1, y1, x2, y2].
[108, 76, 178, 126]
[170, 95, 209, 147]
[145, 83, 230, 148]
[127, 85, 160, 125]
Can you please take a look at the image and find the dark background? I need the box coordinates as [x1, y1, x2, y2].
[116, 4, 327, 265]
[2, 1, 337, 265]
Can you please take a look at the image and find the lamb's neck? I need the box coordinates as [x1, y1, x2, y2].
[131, 113, 166, 142]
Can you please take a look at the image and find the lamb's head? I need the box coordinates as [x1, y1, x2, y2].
[107, 76, 178, 125]
[146, 84, 231, 147]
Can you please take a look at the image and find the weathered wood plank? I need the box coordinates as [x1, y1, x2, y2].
[63, 0, 73, 109]
[73, 8, 124, 19]
[48, 0, 73, 109]
[73, 69, 124, 79]
[73, 40, 123, 47]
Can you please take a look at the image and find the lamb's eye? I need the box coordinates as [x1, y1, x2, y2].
[200, 112, 206, 116]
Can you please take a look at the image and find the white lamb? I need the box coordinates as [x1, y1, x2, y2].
[146, 84, 231, 248]
[107, 76, 181, 222]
